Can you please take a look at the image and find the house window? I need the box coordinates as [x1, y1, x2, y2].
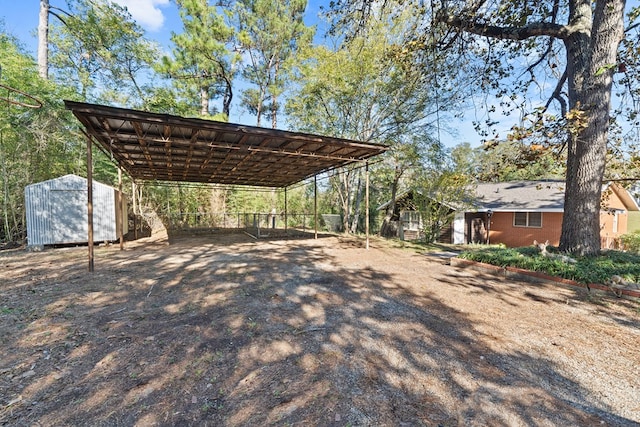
[514, 212, 542, 228]
[401, 211, 421, 230]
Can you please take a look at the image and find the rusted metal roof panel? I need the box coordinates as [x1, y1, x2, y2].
[65, 101, 387, 188]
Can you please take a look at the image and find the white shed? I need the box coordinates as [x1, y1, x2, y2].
[25, 174, 127, 246]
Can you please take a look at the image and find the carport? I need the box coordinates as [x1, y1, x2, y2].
[64, 101, 387, 271]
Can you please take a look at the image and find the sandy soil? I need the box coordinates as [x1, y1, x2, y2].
[1, 231, 639, 426]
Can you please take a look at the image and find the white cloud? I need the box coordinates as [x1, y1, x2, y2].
[110, 0, 169, 32]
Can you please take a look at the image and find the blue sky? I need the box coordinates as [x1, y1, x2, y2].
[1, 0, 329, 64]
[0, 0, 485, 147]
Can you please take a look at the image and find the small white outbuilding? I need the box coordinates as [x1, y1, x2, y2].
[25, 174, 127, 246]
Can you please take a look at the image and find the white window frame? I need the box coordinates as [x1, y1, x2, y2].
[401, 210, 421, 230]
[513, 211, 543, 228]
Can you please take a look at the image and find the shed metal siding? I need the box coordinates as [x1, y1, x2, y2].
[25, 174, 121, 246]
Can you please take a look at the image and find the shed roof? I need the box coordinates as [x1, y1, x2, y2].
[26, 174, 117, 191]
[65, 101, 387, 188]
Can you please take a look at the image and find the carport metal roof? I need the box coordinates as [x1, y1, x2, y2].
[65, 100, 387, 188]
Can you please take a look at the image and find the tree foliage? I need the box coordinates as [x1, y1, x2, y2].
[236, 0, 314, 127]
[473, 139, 566, 182]
[440, 0, 631, 255]
[14, 0, 632, 249]
[330, 0, 638, 255]
[413, 171, 472, 244]
[160, 0, 239, 119]
[287, 7, 464, 234]
[48, 0, 159, 106]
[0, 31, 84, 243]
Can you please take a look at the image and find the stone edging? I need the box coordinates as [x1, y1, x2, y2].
[450, 257, 640, 299]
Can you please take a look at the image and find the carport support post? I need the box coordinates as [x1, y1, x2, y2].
[132, 182, 138, 240]
[314, 175, 318, 239]
[86, 134, 94, 272]
[366, 160, 369, 250]
[284, 187, 288, 234]
[118, 167, 124, 250]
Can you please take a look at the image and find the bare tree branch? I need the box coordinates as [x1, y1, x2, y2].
[520, 38, 555, 80]
[436, 11, 572, 41]
[49, 11, 68, 27]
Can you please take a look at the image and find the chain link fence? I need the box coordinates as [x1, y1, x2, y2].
[159, 212, 323, 238]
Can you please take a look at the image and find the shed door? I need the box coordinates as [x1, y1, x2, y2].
[50, 190, 87, 244]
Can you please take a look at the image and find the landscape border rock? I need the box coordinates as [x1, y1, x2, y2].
[450, 257, 640, 299]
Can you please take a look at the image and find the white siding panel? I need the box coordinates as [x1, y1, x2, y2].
[25, 182, 51, 246]
[25, 174, 120, 246]
[453, 212, 465, 245]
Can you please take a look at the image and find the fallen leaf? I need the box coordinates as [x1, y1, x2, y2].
[7, 395, 23, 406]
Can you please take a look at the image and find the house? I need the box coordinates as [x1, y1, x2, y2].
[378, 191, 421, 241]
[379, 181, 639, 248]
[626, 182, 640, 233]
[25, 174, 127, 247]
[450, 180, 639, 248]
[377, 190, 455, 242]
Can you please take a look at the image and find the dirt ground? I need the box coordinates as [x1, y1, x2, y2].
[1, 231, 639, 426]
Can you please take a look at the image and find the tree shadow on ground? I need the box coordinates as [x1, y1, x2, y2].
[0, 233, 638, 426]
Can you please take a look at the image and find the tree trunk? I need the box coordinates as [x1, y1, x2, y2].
[559, 0, 625, 256]
[271, 60, 279, 129]
[338, 171, 351, 233]
[200, 85, 209, 116]
[350, 172, 362, 233]
[178, 184, 185, 223]
[222, 76, 232, 119]
[437, 0, 626, 256]
[38, 0, 49, 79]
[1, 141, 11, 241]
[271, 91, 277, 129]
[256, 85, 266, 127]
[379, 165, 401, 237]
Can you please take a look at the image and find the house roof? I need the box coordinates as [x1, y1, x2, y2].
[473, 181, 567, 212]
[608, 183, 640, 211]
[375, 181, 639, 214]
[472, 180, 640, 212]
[376, 190, 416, 211]
[65, 100, 387, 188]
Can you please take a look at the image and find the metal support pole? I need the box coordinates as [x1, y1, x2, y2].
[132, 182, 138, 240]
[366, 161, 370, 250]
[314, 175, 318, 239]
[86, 135, 94, 272]
[118, 167, 124, 250]
[284, 187, 288, 233]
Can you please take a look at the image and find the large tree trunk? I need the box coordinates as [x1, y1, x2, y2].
[437, 0, 626, 256]
[38, 0, 49, 79]
[559, 0, 625, 256]
[379, 164, 401, 238]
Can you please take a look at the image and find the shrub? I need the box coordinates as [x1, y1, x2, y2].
[619, 232, 640, 254]
[459, 245, 640, 285]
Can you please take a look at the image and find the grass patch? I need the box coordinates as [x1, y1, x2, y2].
[458, 245, 640, 285]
